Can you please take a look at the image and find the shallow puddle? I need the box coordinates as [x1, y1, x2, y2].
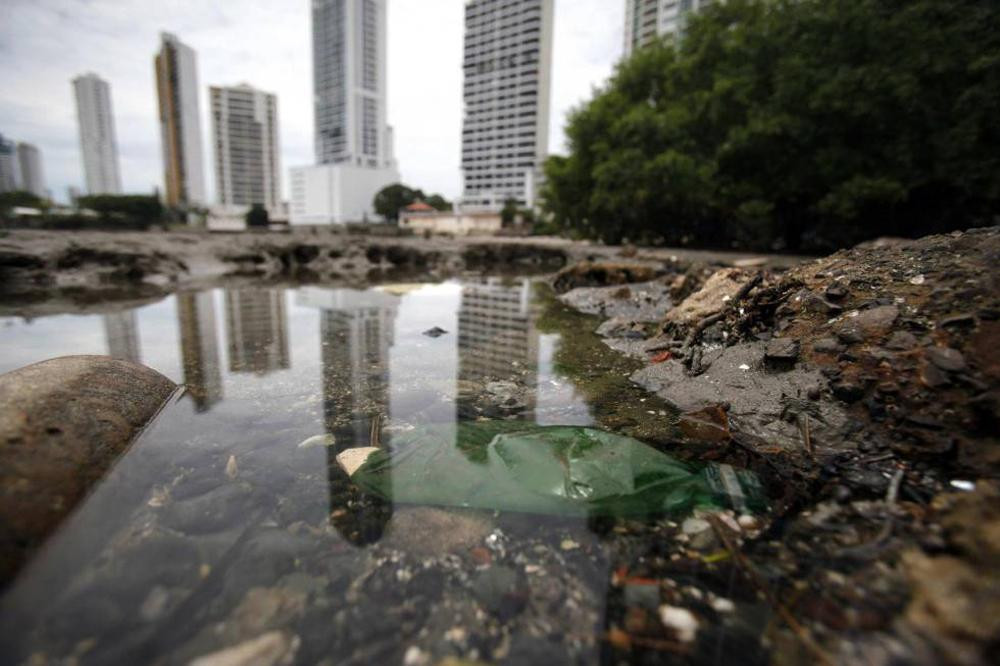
[0, 279, 768, 664]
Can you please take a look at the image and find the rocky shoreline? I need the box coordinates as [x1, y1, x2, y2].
[552, 226, 999, 664]
[0, 229, 805, 316]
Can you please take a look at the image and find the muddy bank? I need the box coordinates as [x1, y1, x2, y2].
[0, 229, 806, 316]
[554, 227, 1000, 665]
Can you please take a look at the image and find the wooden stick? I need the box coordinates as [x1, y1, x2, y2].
[707, 515, 833, 666]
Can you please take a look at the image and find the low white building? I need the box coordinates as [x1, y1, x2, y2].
[288, 163, 399, 225]
[400, 202, 503, 236]
[206, 204, 248, 231]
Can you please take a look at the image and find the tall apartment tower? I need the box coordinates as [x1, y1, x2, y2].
[73, 73, 122, 195]
[155, 32, 205, 208]
[460, 0, 554, 210]
[210, 84, 281, 211]
[0, 134, 20, 194]
[290, 0, 399, 225]
[16, 143, 45, 198]
[623, 0, 717, 56]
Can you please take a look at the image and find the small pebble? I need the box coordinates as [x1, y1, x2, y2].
[225, 455, 238, 479]
[658, 605, 699, 643]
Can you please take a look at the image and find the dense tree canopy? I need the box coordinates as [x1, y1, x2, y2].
[77, 194, 163, 222]
[0, 190, 47, 214]
[374, 183, 451, 222]
[245, 203, 269, 228]
[542, 0, 1000, 251]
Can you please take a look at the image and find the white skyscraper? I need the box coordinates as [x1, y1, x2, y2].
[16, 143, 45, 198]
[0, 134, 19, 194]
[460, 0, 554, 210]
[623, 0, 717, 56]
[155, 32, 205, 208]
[210, 84, 281, 212]
[73, 73, 122, 195]
[290, 0, 399, 225]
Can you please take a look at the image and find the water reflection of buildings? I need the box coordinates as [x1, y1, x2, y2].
[297, 287, 399, 442]
[224, 289, 290, 375]
[457, 278, 540, 416]
[176, 291, 223, 411]
[298, 287, 399, 547]
[102, 310, 141, 363]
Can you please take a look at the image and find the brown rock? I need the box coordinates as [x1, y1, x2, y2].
[834, 305, 899, 343]
[0, 355, 175, 584]
[679, 404, 731, 443]
[381, 506, 493, 556]
[551, 261, 661, 293]
[925, 346, 967, 373]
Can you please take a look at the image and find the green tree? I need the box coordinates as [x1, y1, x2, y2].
[543, 0, 1000, 251]
[245, 203, 269, 229]
[374, 184, 453, 220]
[425, 194, 452, 211]
[77, 194, 162, 223]
[374, 183, 424, 222]
[0, 190, 46, 214]
[500, 198, 519, 225]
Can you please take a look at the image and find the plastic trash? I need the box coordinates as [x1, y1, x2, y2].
[336, 423, 765, 518]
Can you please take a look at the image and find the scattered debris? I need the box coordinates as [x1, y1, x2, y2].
[422, 326, 448, 338]
[295, 433, 336, 449]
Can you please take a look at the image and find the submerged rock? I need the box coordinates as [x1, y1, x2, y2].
[188, 631, 300, 666]
[560, 280, 672, 321]
[295, 433, 336, 449]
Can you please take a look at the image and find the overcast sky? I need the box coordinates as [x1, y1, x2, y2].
[0, 0, 624, 203]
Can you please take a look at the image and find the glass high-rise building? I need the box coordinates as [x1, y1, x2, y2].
[290, 0, 399, 226]
[312, 0, 393, 169]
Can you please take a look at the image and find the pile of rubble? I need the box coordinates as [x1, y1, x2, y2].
[554, 227, 1000, 665]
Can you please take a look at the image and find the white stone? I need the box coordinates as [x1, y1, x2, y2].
[681, 518, 711, 535]
[335, 447, 381, 477]
[710, 596, 736, 613]
[658, 605, 699, 643]
[402, 646, 430, 666]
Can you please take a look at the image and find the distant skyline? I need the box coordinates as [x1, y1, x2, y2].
[0, 0, 623, 204]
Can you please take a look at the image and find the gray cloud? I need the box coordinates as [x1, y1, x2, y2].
[0, 0, 622, 204]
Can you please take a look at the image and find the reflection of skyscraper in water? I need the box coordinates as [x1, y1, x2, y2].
[176, 291, 223, 411]
[297, 287, 399, 443]
[103, 310, 141, 363]
[457, 279, 540, 416]
[224, 289, 290, 375]
[298, 287, 399, 547]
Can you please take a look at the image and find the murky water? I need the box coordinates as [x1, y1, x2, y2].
[0, 279, 766, 665]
